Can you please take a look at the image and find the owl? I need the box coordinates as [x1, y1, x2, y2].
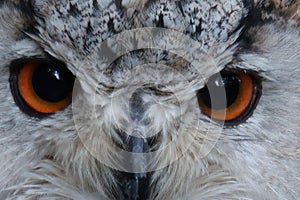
[0, 0, 299, 199]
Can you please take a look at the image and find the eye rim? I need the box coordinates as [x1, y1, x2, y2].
[9, 58, 75, 118]
[197, 70, 262, 126]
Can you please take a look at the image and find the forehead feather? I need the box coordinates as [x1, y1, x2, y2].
[33, 0, 248, 53]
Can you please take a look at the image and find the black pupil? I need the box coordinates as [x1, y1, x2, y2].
[199, 72, 240, 110]
[32, 63, 74, 102]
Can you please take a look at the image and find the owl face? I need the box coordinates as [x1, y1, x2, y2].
[0, 0, 300, 199]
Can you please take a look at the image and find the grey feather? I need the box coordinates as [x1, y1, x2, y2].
[0, 0, 299, 199]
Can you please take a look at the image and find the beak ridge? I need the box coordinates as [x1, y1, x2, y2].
[118, 135, 151, 200]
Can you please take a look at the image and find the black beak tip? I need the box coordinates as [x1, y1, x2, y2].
[117, 171, 151, 200]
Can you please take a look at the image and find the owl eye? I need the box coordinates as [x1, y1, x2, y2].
[197, 70, 262, 126]
[10, 59, 75, 117]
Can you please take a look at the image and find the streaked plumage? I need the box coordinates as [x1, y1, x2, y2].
[0, 0, 299, 199]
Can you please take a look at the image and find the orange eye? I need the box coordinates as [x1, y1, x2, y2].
[10, 60, 75, 117]
[197, 70, 262, 126]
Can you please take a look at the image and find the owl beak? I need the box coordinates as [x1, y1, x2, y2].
[119, 170, 151, 200]
[116, 135, 152, 200]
